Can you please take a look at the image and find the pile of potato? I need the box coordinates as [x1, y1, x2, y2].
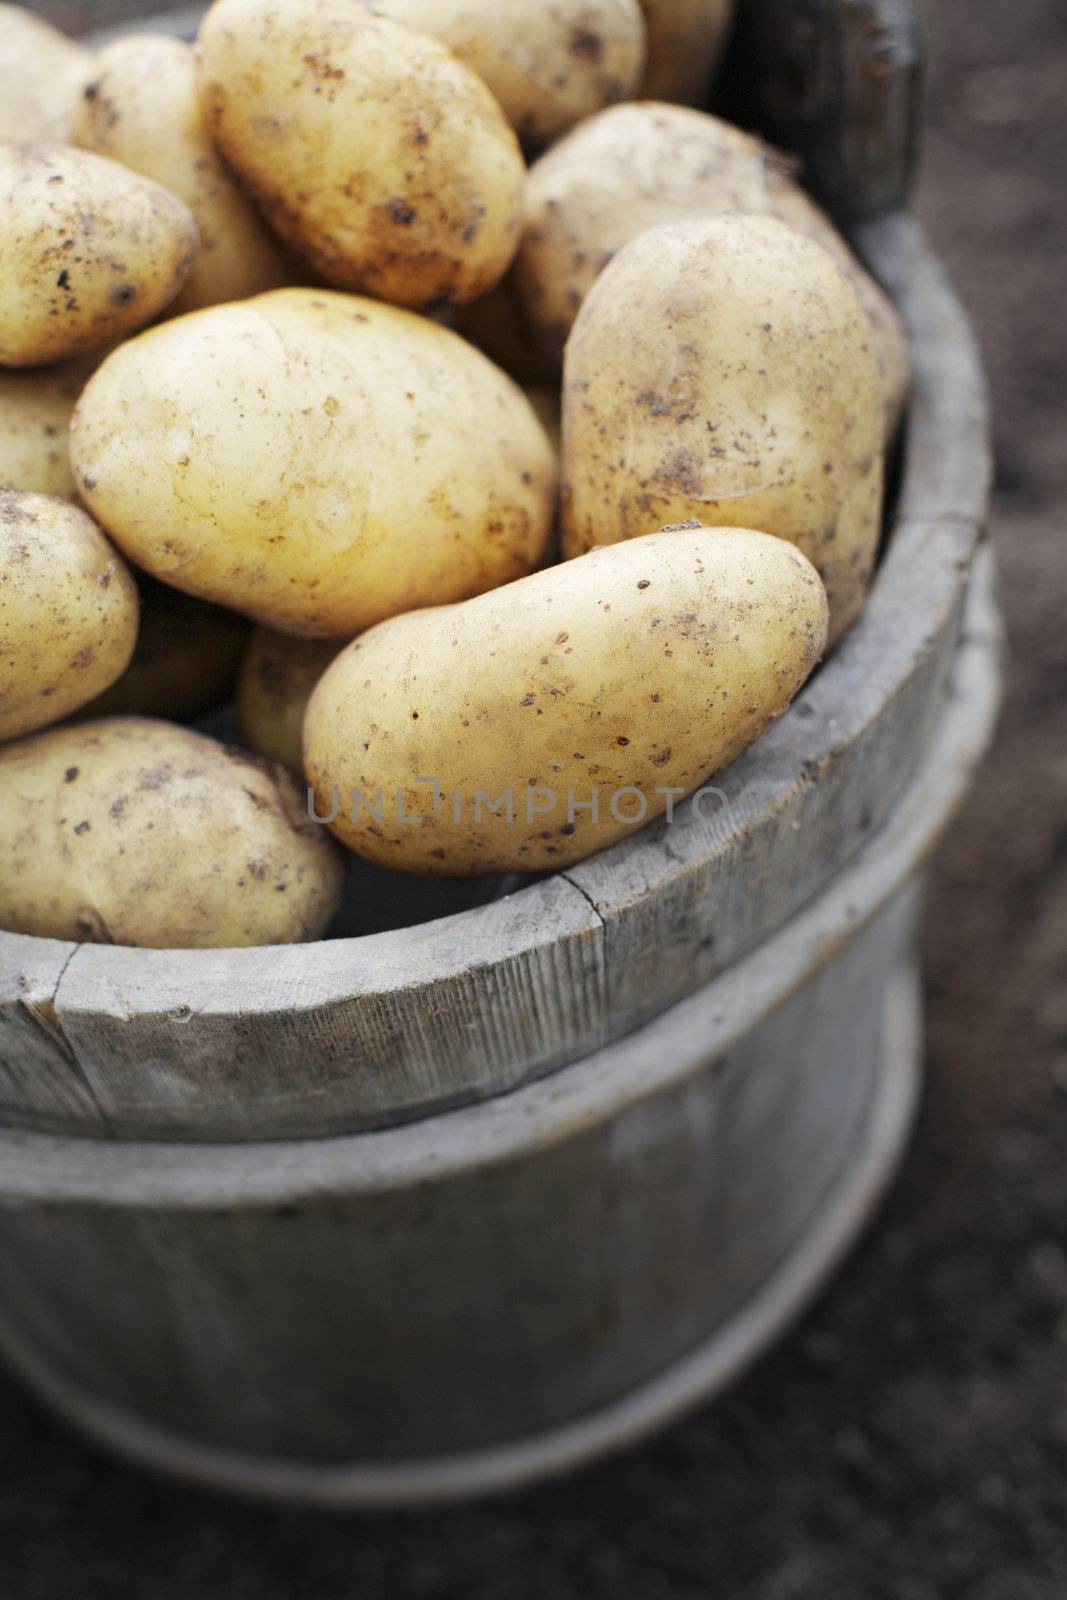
[0, 0, 904, 949]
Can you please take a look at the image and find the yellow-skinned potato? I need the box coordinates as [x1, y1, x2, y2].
[237, 627, 340, 774]
[517, 102, 909, 438]
[561, 215, 883, 644]
[304, 524, 828, 875]
[70, 288, 558, 638]
[361, 0, 647, 150]
[196, 0, 525, 309]
[638, 0, 734, 102]
[0, 5, 93, 144]
[0, 354, 100, 496]
[80, 579, 249, 723]
[755, 174, 910, 445]
[72, 34, 295, 315]
[0, 490, 138, 742]
[0, 717, 344, 947]
[0, 144, 198, 368]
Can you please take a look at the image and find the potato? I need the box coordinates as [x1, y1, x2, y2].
[759, 173, 910, 446]
[81, 579, 249, 723]
[70, 288, 558, 638]
[638, 0, 733, 102]
[237, 627, 339, 774]
[516, 102, 909, 438]
[0, 5, 93, 145]
[0, 354, 99, 496]
[0, 490, 138, 742]
[0, 717, 344, 947]
[0, 144, 198, 368]
[304, 523, 828, 875]
[72, 34, 295, 315]
[196, 0, 525, 309]
[361, 0, 646, 150]
[561, 215, 883, 644]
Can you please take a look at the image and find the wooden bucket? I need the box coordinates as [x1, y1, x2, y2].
[0, 554, 1000, 1506]
[0, 0, 1000, 1503]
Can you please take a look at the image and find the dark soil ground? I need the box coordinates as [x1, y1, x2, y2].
[2, 2, 1065, 1596]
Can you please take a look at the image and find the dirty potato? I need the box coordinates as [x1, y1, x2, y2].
[81, 578, 249, 722]
[70, 288, 558, 637]
[0, 489, 138, 742]
[0, 144, 198, 367]
[517, 102, 909, 438]
[638, 0, 734, 102]
[72, 34, 295, 314]
[237, 626, 340, 774]
[362, 0, 647, 150]
[0, 5, 93, 144]
[0, 717, 345, 946]
[561, 215, 884, 644]
[196, 0, 525, 308]
[0, 354, 101, 496]
[304, 524, 828, 875]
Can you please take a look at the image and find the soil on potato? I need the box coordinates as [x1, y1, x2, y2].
[1, 2, 1065, 1597]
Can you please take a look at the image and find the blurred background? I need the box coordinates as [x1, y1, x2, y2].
[1, 1, 1064, 1595]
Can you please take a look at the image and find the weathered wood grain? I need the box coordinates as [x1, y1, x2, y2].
[0, 933, 107, 1132]
[0, 901, 906, 1461]
[0, 965, 925, 1507]
[52, 874, 607, 1139]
